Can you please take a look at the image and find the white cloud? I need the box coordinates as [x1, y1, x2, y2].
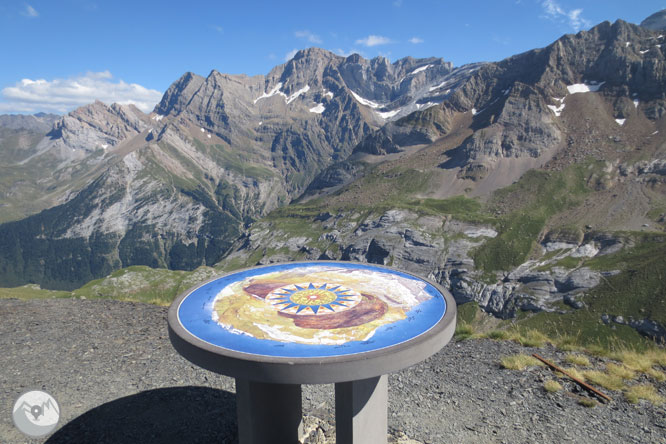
[355, 35, 393, 47]
[212, 25, 223, 33]
[22, 4, 38, 17]
[567, 9, 589, 30]
[393, 0, 403, 6]
[541, 0, 591, 31]
[284, 49, 299, 61]
[333, 48, 364, 57]
[294, 30, 322, 44]
[409, 37, 424, 44]
[542, 0, 564, 16]
[0, 71, 163, 114]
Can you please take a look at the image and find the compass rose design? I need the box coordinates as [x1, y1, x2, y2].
[266, 283, 362, 316]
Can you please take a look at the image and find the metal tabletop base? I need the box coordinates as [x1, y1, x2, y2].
[235, 375, 388, 444]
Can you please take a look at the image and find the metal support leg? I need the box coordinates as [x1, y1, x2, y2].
[235, 378, 304, 444]
[335, 375, 388, 444]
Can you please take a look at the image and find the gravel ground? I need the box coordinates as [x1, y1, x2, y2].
[1, 298, 665, 443]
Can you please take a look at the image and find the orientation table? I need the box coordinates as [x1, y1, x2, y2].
[168, 261, 456, 444]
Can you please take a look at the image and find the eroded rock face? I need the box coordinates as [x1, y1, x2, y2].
[219, 209, 621, 320]
[44, 101, 150, 158]
[460, 84, 562, 161]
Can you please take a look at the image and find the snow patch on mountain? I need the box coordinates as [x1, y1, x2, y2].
[350, 91, 381, 108]
[416, 102, 437, 110]
[409, 64, 433, 76]
[254, 83, 287, 104]
[286, 85, 310, 104]
[309, 103, 325, 114]
[548, 103, 565, 117]
[253, 83, 310, 105]
[566, 81, 605, 94]
[377, 109, 400, 119]
[429, 80, 449, 92]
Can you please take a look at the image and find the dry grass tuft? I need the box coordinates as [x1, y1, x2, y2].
[611, 350, 655, 373]
[645, 348, 666, 367]
[624, 384, 665, 406]
[455, 322, 474, 339]
[578, 397, 597, 408]
[501, 354, 545, 370]
[558, 366, 586, 382]
[543, 379, 562, 393]
[606, 363, 636, 380]
[485, 330, 513, 340]
[646, 368, 666, 382]
[565, 353, 591, 367]
[556, 335, 583, 352]
[518, 329, 550, 348]
[583, 370, 625, 391]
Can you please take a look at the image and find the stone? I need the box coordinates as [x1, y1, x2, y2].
[629, 319, 666, 341]
[563, 294, 585, 309]
[554, 268, 601, 293]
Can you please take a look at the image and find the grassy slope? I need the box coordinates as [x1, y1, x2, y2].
[472, 163, 592, 273]
[0, 265, 219, 306]
[517, 234, 666, 350]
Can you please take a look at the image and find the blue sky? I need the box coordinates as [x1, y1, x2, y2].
[1, 0, 663, 114]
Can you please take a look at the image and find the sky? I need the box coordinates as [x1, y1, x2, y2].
[0, 0, 664, 115]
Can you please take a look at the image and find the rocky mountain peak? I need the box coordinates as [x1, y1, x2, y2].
[640, 9, 666, 31]
[292, 47, 340, 62]
[43, 100, 150, 158]
[269, 47, 342, 92]
[154, 71, 206, 117]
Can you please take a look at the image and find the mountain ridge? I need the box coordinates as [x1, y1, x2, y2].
[0, 49, 473, 289]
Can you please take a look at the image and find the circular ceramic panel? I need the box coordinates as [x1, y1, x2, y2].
[265, 283, 362, 315]
[173, 262, 449, 359]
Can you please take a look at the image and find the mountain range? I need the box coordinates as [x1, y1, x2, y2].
[1, 13, 665, 345]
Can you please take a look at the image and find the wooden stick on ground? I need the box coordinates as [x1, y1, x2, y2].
[532, 353, 612, 403]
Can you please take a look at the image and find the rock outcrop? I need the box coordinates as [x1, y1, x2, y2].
[219, 208, 622, 320]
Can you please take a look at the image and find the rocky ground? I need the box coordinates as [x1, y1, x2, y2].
[1, 298, 665, 443]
